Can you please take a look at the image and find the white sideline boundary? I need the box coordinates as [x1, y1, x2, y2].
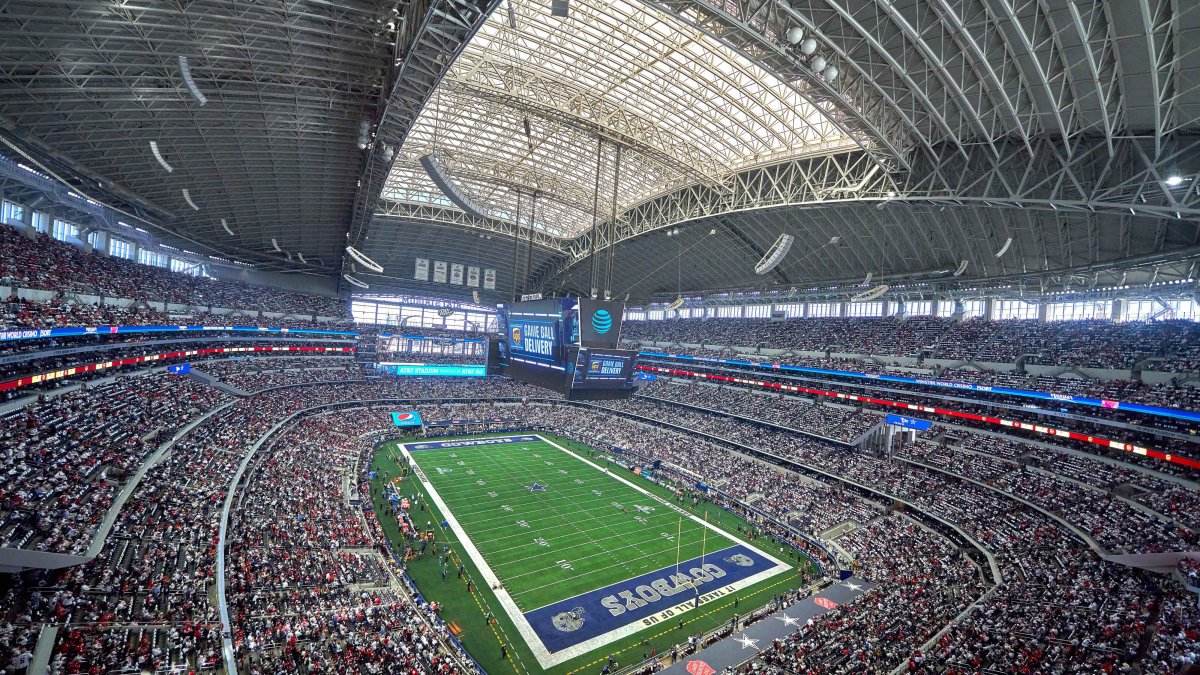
[399, 434, 793, 669]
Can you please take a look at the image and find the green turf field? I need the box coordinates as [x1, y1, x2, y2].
[408, 436, 744, 611]
[371, 432, 817, 674]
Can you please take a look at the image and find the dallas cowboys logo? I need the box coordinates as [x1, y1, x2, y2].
[551, 607, 585, 633]
[723, 553, 754, 567]
[734, 634, 759, 650]
[843, 581, 863, 591]
[527, 482, 547, 492]
[775, 613, 800, 627]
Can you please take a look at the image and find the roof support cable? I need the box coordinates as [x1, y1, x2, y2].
[588, 137, 603, 298]
[604, 145, 622, 299]
[524, 191, 537, 296]
[511, 190, 524, 303]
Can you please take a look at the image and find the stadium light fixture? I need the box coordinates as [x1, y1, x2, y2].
[800, 38, 817, 55]
[1166, 175, 1183, 187]
[786, 26, 804, 44]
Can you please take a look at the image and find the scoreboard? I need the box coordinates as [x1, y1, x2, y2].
[495, 298, 639, 398]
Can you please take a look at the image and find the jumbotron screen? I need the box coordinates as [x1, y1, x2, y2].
[495, 298, 637, 397]
[568, 347, 639, 390]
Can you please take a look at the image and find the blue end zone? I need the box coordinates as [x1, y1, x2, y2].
[405, 435, 541, 451]
[524, 543, 778, 653]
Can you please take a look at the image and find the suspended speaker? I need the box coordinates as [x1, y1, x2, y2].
[666, 296, 684, 311]
[851, 284, 889, 302]
[420, 154, 490, 219]
[994, 237, 1013, 258]
[342, 273, 369, 289]
[953, 259, 969, 276]
[345, 245, 383, 273]
[755, 234, 794, 275]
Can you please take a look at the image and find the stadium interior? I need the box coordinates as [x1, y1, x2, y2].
[1, 0, 1199, 673]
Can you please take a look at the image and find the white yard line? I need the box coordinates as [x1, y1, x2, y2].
[467, 497, 704, 540]
[468, 444, 657, 581]
[452, 489, 648, 529]
[507, 541, 742, 601]
[401, 435, 793, 669]
[497, 525, 712, 582]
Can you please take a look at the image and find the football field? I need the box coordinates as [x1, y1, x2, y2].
[399, 434, 794, 669]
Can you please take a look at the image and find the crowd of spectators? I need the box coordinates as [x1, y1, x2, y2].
[621, 382, 1200, 552]
[226, 409, 474, 674]
[376, 351, 485, 365]
[2, 329, 1198, 674]
[744, 515, 982, 674]
[900, 441, 1197, 554]
[637, 348, 1200, 433]
[639, 357, 1200, 477]
[0, 298, 365, 334]
[0, 375, 551, 674]
[543, 396, 1199, 672]
[639, 380, 880, 443]
[1145, 581, 1200, 673]
[622, 315, 1200, 371]
[543, 404, 882, 537]
[198, 357, 360, 392]
[654, 346, 1200, 424]
[0, 374, 229, 554]
[1180, 557, 1200, 587]
[0, 224, 344, 316]
[0, 338, 353, 394]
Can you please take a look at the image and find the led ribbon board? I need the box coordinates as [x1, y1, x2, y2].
[638, 352, 1200, 425]
[0, 325, 359, 342]
[639, 363, 1200, 471]
[377, 363, 486, 377]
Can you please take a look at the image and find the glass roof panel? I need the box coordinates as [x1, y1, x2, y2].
[383, 0, 857, 237]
